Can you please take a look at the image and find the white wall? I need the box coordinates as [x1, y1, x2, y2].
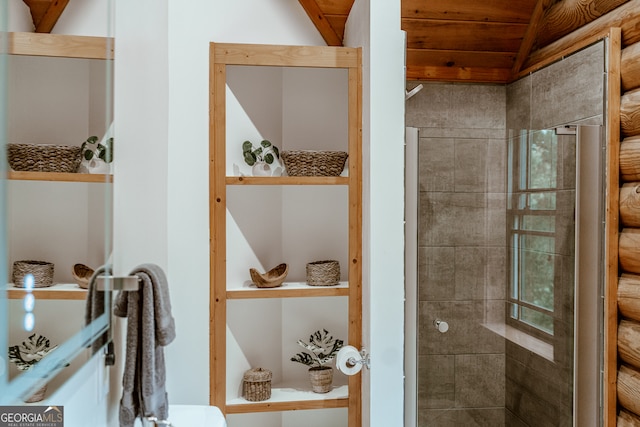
[165, 0, 326, 408]
[344, 1, 406, 426]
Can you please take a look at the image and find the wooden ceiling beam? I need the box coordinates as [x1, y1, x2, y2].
[511, 0, 555, 76]
[403, 19, 526, 52]
[536, 0, 630, 48]
[406, 65, 511, 83]
[402, 0, 537, 24]
[407, 48, 515, 69]
[23, 0, 69, 33]
[298, 0, 343, 46]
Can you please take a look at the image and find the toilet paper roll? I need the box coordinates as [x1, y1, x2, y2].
[336, 345, 362, 375]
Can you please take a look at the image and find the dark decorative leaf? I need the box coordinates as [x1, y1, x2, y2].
[261, 140, 272, 148]
[264, 153, 274, 164]
[242, 141, 253, 153]
[244, 152, 256, 166]
[272, 146, 280, 159]
[84, 150, 94, 160]
[86, 136, 98, 145]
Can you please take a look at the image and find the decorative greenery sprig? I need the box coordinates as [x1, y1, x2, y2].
[290, 329, 343, 369]
[8, 334, 57, 371]
[242, 140, 279, 166]
[81, 135, 114, 163]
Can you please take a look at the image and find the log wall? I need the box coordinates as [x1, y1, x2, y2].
[617, 11, 640, 424]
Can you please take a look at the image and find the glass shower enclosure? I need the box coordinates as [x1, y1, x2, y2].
[407, 125, 604, 426]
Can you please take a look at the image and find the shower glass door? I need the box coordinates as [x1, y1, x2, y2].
[414, 125, 603, 426]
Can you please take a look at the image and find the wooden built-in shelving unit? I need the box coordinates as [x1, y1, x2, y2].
[210, 42, 362, 425]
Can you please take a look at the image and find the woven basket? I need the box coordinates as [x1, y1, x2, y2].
[243, 367, 272, 401]
[308, 366, 333, 393]
[281, 150, 348, 176]
[306, 260, 340, 286]
[72, 263, 94, 289]
[7, 143, 82, 173]
[249, 263, 288, 288]
[12, 260, 54, 288]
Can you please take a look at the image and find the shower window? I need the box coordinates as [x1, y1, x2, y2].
[507, 129, 559, 340]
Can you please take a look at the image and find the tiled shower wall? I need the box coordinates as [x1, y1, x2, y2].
[406, 40, 605, 427]
[406, 83, 508, 426]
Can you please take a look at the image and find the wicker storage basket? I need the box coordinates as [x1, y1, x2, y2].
[7, 143, 82, 173]
[281, 150, 348, 176]
[249, 263, 288, 288]
[12, 260, 54, 288]
[306, 260, 340, 286]
[243, 367, 272, 401]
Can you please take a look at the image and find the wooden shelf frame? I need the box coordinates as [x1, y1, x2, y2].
[209, 42, 362, 424]
[7, 171, 113, 183]
[6, 283, 87, 301]
[7, 32, 114, 60]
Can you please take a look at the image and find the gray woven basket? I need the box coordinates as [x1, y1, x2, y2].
[306, 260, 340, 286]
[243, 367, 272, 401]
[12, 260, 54, 288]
[8, 143, 82, 173]
[281, 150, 348, 176]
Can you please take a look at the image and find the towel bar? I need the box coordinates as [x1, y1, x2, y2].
[96, 275, 141, 291]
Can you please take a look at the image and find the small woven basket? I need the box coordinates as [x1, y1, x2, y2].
[281, 150, 348, 176]
[12, 260, 54, 288]
[7, 143, 82, 173]
[306, 260, 340, 286]
[243, 367, 272, 402]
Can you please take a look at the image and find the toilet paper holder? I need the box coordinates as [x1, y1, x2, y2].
[344, 347, 370, 370]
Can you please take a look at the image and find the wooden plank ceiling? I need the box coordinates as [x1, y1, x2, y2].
[299, 0, 631, 83]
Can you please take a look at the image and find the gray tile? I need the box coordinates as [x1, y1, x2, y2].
[419, 137, 455, 192]
[406, 83, 452, 129]
[406, 82, 506, 131]
[419, 247, 456, 301]
[455, 354, 505, 408]
[420, 408, 505, 427]
[507, 75, 531, 131]
[454, 247, 488, 300]
[486, 247, 507, 300]
[418, 301, 505, 355]
[450, 84, 506, 130]
[419, 192, 505, 247]
[418, 355, 455, 409]
[454, 139, 488, 193]
[418, 127, 502, 139]
[487, 138, 507, 193]
[531, 42, 605, 129]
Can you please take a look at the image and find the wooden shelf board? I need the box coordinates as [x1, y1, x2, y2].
[226, 384, 349, 413]
[8, 32, 114, 60]
[227, 281, 349, 299]
[6, 283, 87, 300]
[226, 176, 348, 186]
[7, 171, 113, 183]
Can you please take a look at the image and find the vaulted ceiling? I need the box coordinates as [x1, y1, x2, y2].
[298, 0, 631, 83]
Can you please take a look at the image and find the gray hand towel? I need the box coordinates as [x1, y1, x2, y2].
[113, 263, 176, 427]
[84, 264, 112, 354]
